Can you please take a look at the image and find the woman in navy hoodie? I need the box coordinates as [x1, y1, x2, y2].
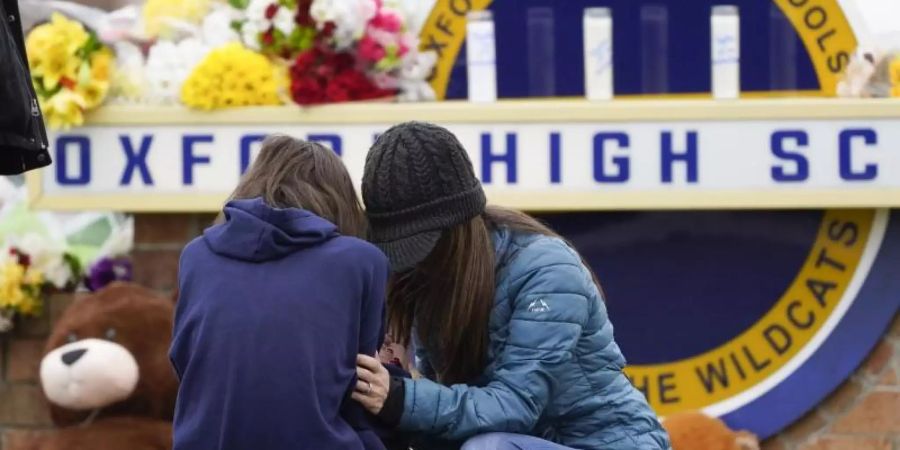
[170, 136, 392, 450]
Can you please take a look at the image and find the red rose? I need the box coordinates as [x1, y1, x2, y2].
[293, 49, 317, 73]
[315, 64, 335, 79]
[325, 80, 350, 103]
[295, 0, 313, 26]
[326, 52, 355, 71]
[291, 76, 325, 105]
[322, 22, 336, 37]
[264, 3, 279, 20]
[261, 29, 275, 45]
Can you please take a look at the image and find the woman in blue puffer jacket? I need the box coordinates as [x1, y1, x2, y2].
[351, 122, 671, 450]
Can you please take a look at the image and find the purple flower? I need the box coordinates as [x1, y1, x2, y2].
[85, 257, 133, 292]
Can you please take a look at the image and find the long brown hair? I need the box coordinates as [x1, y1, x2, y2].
[387, 206, 601, 385]
[226, 135, 366, 238]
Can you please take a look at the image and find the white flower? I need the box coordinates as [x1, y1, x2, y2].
[109, 42, 148, 104]
[241, 21, 262, 50]
[202, 8, 241, 47]
[272, 7, 295, 35]
[310, 0, 376, 49]
[12, 233, 73, 289]
[245, 0, 274, 30]
[145, 38, 210, 104]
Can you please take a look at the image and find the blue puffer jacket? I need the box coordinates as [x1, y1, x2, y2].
[398, 227, 671, 450]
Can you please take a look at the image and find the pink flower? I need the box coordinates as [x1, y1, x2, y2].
[371, 11, 402, 33]
[358, 35, 385, 62]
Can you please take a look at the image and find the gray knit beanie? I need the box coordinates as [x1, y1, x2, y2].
[362, 122, 486, 272]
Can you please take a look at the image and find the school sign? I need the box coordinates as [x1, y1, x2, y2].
[25, 99, 900, 211]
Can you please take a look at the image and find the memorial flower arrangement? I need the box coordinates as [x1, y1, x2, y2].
[0, 235, 81, 332]
[25, 13, 113, 129]
[25, 0, 434, 118]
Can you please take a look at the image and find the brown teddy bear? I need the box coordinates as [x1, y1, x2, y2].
[663, 411, 760, 450]
[14, 282, 178, 450]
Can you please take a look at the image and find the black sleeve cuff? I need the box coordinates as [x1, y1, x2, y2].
[377, 376, 406, 427]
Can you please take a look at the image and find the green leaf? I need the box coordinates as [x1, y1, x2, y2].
[228, 0, 250, 9]
[76, 31, 102, 59]
[230, 20, 244, 34]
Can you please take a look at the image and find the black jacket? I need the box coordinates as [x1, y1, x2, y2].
[1, 0, 50, 175]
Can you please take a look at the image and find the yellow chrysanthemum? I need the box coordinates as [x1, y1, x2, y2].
[181, 43, 284, 110]
[41, 90, 88, 129]
[143, 0, 211, 38]
[25, 13, 89, 91]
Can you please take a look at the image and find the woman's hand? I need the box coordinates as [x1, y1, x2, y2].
[352, 354, 390, 414]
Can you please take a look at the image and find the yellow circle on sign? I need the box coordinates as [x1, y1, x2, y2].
[623, 209, 874, 415]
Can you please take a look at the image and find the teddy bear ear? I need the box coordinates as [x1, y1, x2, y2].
[735, 430, 760, 450]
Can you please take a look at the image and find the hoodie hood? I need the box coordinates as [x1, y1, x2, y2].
[204, 198, 339, 262]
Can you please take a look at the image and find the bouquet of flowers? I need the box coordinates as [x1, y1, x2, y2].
[25, 13, 114, 129]
[0, 234, 81, 332]
[233, 0, 316, 56]
[181, 42, 286, 109]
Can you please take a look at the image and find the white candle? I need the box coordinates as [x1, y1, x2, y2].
[466, 10, 498, 103]
[583, 7, 613, 100]
[711, 5, 740, 99]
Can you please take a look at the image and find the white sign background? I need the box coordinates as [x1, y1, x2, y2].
[44, 120, 900, 192]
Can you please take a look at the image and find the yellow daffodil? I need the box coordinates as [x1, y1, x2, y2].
[41, 90, 88, 129]
[182, 43, 283, 110]
[90, 48, 114, 81]
[76, 79, 111, 109]
[25, 13, 89, 91]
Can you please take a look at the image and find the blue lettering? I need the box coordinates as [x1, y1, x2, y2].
[770, 131, 809, 182]
[549, 132, 561, 184]
[593, 132, 630, 183]
[307, 134, 343, 156]
[55, 135, 90, 185]
[119, 135, 154, 186]
[182, 135, 214, 185]
[240, 134, 267, 174]
[481, 133, 517, 184]
[839, 129, 878, 181]
[661, 131, 698, 183]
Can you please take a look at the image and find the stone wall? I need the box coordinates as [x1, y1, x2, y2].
[0, 213, 897, 449]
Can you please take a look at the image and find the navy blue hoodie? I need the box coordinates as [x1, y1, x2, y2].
[170, 198, 390, 450]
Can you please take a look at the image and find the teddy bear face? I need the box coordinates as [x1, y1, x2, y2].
[40, 282, 177, 426]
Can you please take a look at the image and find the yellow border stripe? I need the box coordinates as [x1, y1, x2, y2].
[773, 0, 857, 96]
[420, 0, 493, 100]
[78, 98, 900, 125]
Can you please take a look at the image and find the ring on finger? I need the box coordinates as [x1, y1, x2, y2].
[365, 380, 372, 394]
